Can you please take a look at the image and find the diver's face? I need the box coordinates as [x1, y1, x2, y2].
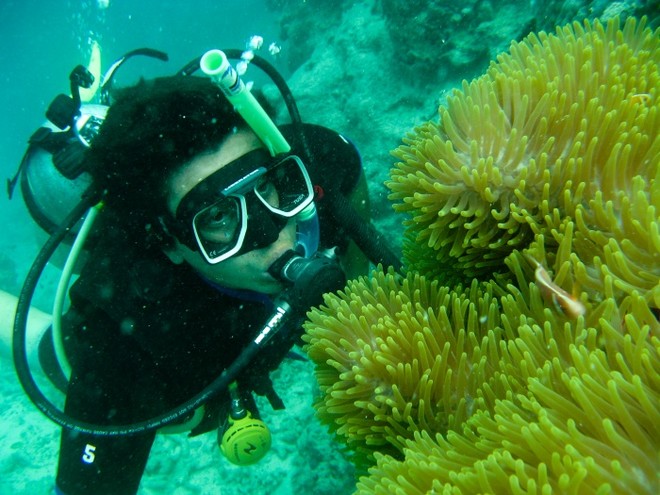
[164, 130, 296, 294]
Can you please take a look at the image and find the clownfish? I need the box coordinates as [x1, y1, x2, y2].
[630, 93, 652, 106]
[525, 254, 586, 319]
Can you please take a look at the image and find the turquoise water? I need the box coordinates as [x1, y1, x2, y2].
[0, 2, 356, 494]
[0, 1, 654, 493]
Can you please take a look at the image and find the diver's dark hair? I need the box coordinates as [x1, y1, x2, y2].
[86, 75, 247, 238]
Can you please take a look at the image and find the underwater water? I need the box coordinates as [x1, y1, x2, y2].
[0, 0, 655, 494]
[0, 2, 356, 494]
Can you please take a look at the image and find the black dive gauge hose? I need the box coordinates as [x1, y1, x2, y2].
[12, 190, 345, 435]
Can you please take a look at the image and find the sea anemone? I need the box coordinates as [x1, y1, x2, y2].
[304, 15, 659, 494]
[304, 269, 508, 460]
[387, 16, 659, 311]
[355, 289, 659, 494]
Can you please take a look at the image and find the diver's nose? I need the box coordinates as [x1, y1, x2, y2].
[262, 220, 296, 262]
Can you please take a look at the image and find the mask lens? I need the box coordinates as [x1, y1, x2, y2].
[255, 156, 313, 216]
[177, 153, 313, 264]
[192, 196, 247, 262]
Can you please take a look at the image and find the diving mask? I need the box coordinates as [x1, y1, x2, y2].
[174, 149, 315, 264]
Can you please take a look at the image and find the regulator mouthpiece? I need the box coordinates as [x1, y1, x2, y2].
[268, 249, 346, 312]
[200, 49, 290, 156]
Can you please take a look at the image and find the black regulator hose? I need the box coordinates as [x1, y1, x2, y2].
[14, 233, 343, 435]
[100, 48, 169, 105]
[327, 192, 402, 271]
[12, 189, 98, 429]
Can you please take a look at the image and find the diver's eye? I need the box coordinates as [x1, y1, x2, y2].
[195, 200, 240, 244]
[255, 179, 274, 196]
[206, 204, 231, 226]
[255, 179, 279, 206]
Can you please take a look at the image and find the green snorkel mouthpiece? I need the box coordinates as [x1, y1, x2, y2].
[200, 49, 290, 156]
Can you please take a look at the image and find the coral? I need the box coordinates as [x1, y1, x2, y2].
[264, 0, 347, 72]
[306, 262, 660, 493]
[304, 15, 660, 495]
[303, 261, 574, 456]
[380, 0, 534, 81]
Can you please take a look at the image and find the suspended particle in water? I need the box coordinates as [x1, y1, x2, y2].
[247, 35, 264, 51]
[236, 60, 249, 76]
[268, 42, 281, 55]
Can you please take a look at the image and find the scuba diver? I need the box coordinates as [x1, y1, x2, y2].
[7, 45, 399, 495]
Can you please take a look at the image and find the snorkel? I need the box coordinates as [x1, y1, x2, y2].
[199, 49, 337, 322]
[200, 49, 290, 155]
[200, 48, 319, 257]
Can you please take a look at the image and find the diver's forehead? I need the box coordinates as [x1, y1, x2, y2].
[166, 131, 263, 215]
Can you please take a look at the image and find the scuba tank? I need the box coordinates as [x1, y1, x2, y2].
[7, 48, 169, 241]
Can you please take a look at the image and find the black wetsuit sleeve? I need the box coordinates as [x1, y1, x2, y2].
[55, 305, 162, 495]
